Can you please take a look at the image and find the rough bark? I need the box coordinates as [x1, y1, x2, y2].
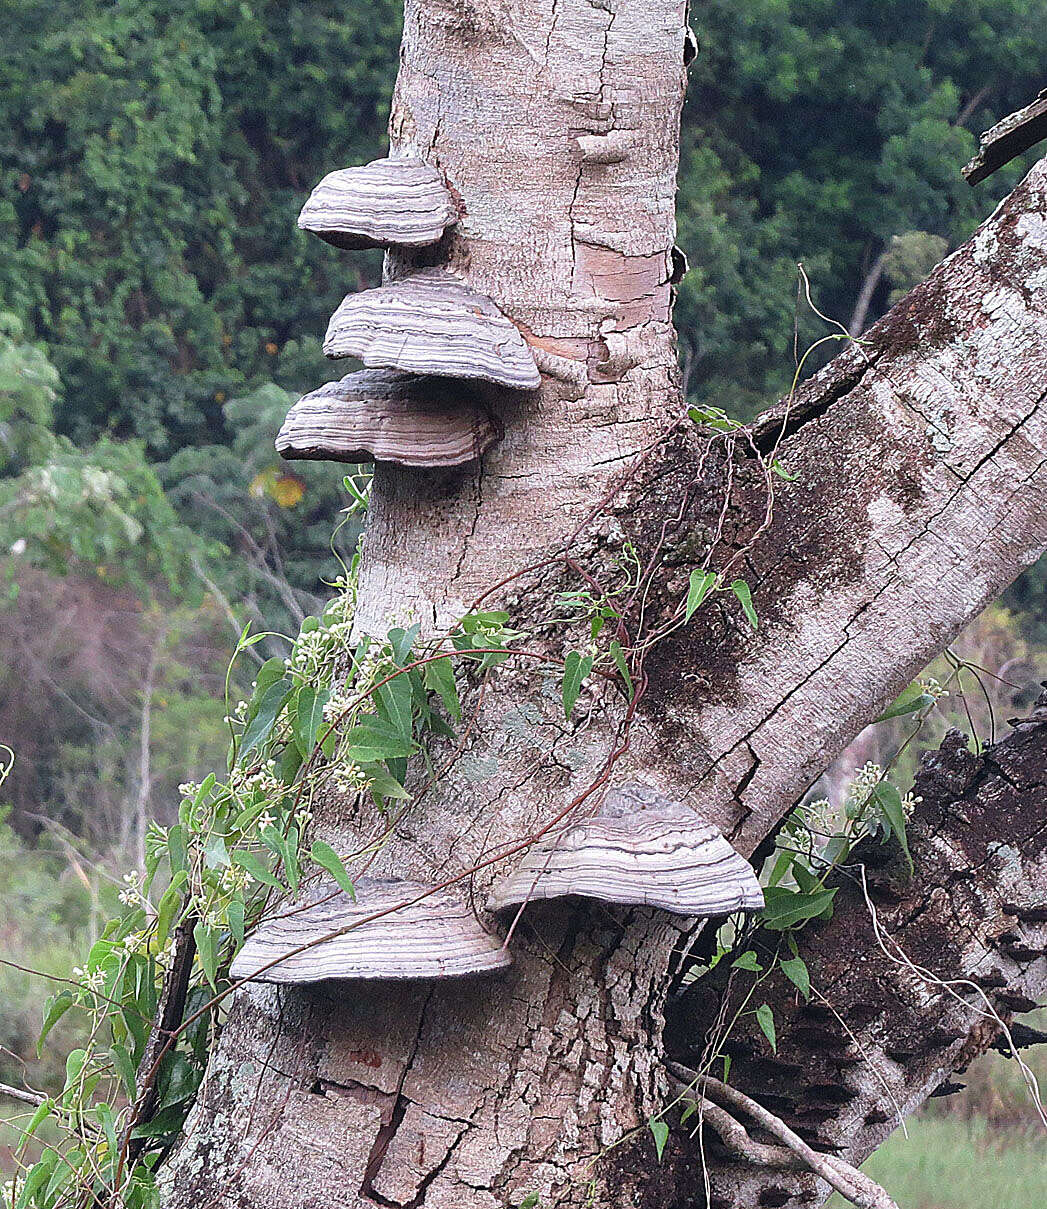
[161, 4, 1047, 1207]
[666, 696, 1047, 1209]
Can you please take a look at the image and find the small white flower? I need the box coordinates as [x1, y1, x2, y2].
[9, 538, 26, 555]
[257, 811, 276, 831]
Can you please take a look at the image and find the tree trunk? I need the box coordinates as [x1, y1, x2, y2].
[161, 4, 1047, 1206]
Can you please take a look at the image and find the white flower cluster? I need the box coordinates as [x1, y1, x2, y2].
[221, 865, 249, 892]
[72, 965, 105, 993]
[801, 797, 837, 834]
[330, 762, 371, 796]
[118, 870, 143, 907]
[323, 689, 353, 723]
[284, 593, 357, 677]
[900, 789, 921, 818]
[846, 761, 883, 815]
[230, 757, 282, 801]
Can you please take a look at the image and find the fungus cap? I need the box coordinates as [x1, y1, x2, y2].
[488, 783, 763, 917]
[323, 268, 540, 391]
[275, 370, 500, 468]
[230, 877, 511, 983]
[298, 157, 456, 250]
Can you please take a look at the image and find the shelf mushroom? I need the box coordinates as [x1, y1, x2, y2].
[298, 157, 457, 250]
[324, 267, 541, 390]
[275, 370, 500, 468]
[230, 877, 511, 984]
[488, 783, 764, 918]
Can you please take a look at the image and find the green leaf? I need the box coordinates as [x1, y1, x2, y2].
[872, 782, 914, 873]
[155, 885, 182, 951]
[374, 672, 414, 740]
[111, 1043, 137, 1099]
[251, 657, 287, 703]
[608, 640, 633, 698]
[157, 1051, 202, 1110]
[38, 991, 74, 1056]
[193, 773, 216, 809]
[231, 849, 285, 891]
[366, 766, 412, 805]
[167, 823, 188, 875]
[228, 899, 245, 949]
[310, 840, 356, 898]
[202, 833, 230, 870]
[792, 862, 821, 896]
[240, 677, 292, 759]
[130, 1103, 189, 1139]
[62, 1048, 87, 1100]
[424, 656, 461, 720]
[388, 623, 420, 666]
[771, 458, 798, 481]
[685, 569, 717, 621]
[43, 1148, 84, 1207]
[95, 1102, 119, 1176]
[876, 684, 936, 722]
[760, 885, 837, 931]
[20, 1098, 54, 1148]
[731, 950, 762, 972]
[730, 579, 758, 629]
[193, 922, 218, 991]
[294, 686, 331, 758]
[15, 1151, 58, 1209]
[648, 1117, 670, 1161]
[779, 956, 811, 1000]
[342, 718, 417, 763]
[260, 825, 298, 891]
[755, 1003, 777, 1052]
[562, 651, 593, 720]
[688, 404, 740, 432]
[766, 847, 795, 887]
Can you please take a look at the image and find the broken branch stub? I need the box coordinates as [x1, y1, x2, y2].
[964, 89, 1047, 185]
[323, 267, 541, 390]
[229, 877, 511, 983]
[297, 157, 456, 250]
[488, 783, 763, 917]
[275, 370, 500, 468]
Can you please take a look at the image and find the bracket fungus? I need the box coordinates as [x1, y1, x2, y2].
[275, 370, 500, 468]
[229, 877, 511, 983]
[323, 267, 541, 390]
[488, 783, 764, 918]
[297, 157, 456, 250]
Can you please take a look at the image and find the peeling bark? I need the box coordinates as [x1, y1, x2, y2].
[160, 3, 1047, 1207]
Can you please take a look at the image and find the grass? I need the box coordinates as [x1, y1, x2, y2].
[829, 1115, 1047, 1209]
